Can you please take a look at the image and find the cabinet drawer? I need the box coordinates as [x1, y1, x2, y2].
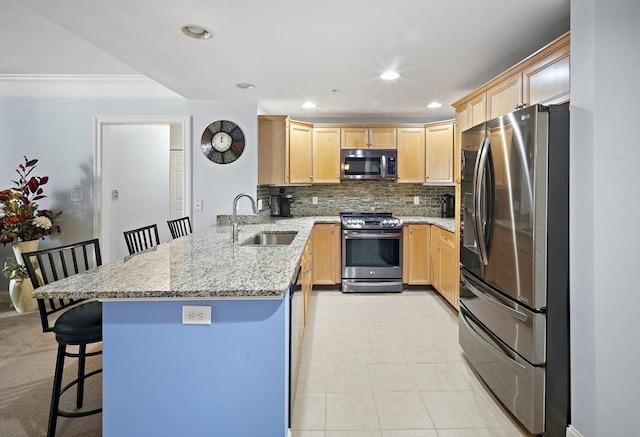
[439, 230, 455, 248]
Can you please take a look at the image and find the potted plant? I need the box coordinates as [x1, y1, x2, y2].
[1, 156, 61, 312]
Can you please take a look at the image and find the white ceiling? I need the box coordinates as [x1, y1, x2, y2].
[0, 0, 570, 121]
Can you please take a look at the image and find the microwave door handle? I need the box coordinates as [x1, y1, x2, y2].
[461, 271, 528, 322]
[380, 155, 387, 177]
[474, 138, 490, 266]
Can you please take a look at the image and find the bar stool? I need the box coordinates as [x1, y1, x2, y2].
[123, 223, 160, 255]
[22, 239, 103, 437]
[167, 216, 192, 239]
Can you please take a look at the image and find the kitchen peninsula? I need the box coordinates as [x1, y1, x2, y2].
[32, 216, 454, 437]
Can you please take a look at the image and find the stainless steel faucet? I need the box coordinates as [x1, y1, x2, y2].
[231, 193, 258, 242]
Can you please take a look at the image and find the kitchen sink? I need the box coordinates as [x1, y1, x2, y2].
[241, 231, 298, 246]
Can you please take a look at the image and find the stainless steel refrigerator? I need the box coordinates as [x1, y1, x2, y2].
[458, 104, 569, 436]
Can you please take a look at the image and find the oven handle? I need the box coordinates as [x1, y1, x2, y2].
[343, 231, 403, 239]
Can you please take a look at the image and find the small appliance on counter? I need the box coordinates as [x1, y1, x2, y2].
[440, 194, 455, 218]
[270, 189, 293, 217]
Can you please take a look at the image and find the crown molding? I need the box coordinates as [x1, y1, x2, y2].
[0, 74, 184, 99]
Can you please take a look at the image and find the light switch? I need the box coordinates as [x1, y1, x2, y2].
[312, 196, 318, 205]
[70, 189, 83, 202]
[413, 196, 420, 205]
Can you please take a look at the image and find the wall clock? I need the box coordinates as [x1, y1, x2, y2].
[201, 120, 245, 164]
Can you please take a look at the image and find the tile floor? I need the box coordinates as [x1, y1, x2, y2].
[291, 289, 533, 437]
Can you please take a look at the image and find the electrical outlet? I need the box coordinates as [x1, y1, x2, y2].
[182, 305, 212, 325]
[70, 189, 83, 202]
[312, 196, 318, 205]
[258, 199, 263, 210]
[413, 196, 420, 205]
[195, 199, 203, 211]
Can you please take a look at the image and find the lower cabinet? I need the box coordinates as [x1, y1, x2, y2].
[300, 236, 314, 326]
[312, 223, 341, 285]
[431, 226, 458, 309]
[403, 224, 431, 285]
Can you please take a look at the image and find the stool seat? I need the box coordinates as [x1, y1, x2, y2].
[54, 301, 102, 345]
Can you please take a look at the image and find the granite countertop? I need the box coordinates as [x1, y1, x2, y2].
[399, 216, 455, 233]
[32, 215, 454, 301]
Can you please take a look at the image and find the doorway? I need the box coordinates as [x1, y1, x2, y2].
[95, 116, 191, 263]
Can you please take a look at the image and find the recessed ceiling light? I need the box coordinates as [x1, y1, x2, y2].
[380, 71, 400, 80]
[427, 102, 442, 108]
[302, 102, 316, 109]
[236, 83, 255, 90]
[181, 25, 212, 39]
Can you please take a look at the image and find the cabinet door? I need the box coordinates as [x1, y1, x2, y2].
[289, 122, 313, 184]
[312, 223, 340, 284]
[469, 94, 487, 127]
[523, 44, 570, 106]
[368, 128, 397, 149]
[341, 128, 368, 149]
[425, 121, 454, 183]
[430, 226, 441, 290]
[396, 127, 425, 183]
[404, 224, 431, 285]
[439, 231, 458, 309]
[486, 73, 522, 120]
[313, 128, 341, 184]
[258, 116, 289, 185]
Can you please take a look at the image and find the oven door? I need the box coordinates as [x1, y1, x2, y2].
[342, 229, 402, 279]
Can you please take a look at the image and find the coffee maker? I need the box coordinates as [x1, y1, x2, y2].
[270, 189, 293, 217]
[440, 194, 455, 218]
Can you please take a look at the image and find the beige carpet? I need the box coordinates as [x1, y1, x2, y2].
[0, 305, 102, 437]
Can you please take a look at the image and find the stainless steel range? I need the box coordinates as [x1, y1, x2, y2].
[340, 212, 403, 293]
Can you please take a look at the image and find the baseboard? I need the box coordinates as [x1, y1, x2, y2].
[0, 290, 9, 303]
[566, 424, 584, 437]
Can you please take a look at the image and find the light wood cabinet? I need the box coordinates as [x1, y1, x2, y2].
[396, 127, 425, 183]
[425, 121, 454, 184]
[312, 127, 341, 184]
[486, 72, 523, 120]
[431, 226, 458, 309]
[258, 115, 289, 185]
[300, 236, 314, 325]
[312, 223, 341, 284]
[341, 127, 397, 149]
[289, 121, 313, 184]
[522, 43, 570, 106]
[403, 224, 431, 285]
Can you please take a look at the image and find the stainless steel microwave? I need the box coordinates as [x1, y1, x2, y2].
[340, 149, 397, 180]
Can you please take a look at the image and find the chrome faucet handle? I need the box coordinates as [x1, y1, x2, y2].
[231, 193, 258, 243]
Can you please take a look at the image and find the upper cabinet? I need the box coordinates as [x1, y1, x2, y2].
[453, 31, 570, 122]
[258, 115, 289, 185]
[289, 121, 314, 184]
[396, 127, 425, 183]
[312, 127, 341, 184]
[452, 31, 570, 181]
[425, 121, 454, 184]
[341, 127, 397, 149]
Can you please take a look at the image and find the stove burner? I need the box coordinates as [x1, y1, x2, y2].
[340, 212, 403, 230]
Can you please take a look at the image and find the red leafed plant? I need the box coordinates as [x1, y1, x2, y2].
[0, 156, 62, 245]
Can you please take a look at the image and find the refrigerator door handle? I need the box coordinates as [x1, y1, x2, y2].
[473, 138, 490, 265]
[461, 271, 529, 322]
[460, 309, 527, 374]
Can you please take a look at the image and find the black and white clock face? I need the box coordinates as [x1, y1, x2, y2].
[201, 120, 245, 164]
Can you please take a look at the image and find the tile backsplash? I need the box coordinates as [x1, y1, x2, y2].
[259, 182, 455, 217]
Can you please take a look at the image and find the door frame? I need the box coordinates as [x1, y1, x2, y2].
[94, 115, 192, 261]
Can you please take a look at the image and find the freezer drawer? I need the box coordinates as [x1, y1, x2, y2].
[460, 268, 546, 364]
[459, 306, 545, 435]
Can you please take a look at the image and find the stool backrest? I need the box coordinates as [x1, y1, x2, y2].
[22, 238, 102, 333]
[123, 224, 160, 255]
[167, 216, 192, 239]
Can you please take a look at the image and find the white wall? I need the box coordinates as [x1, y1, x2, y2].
[570, 0, 640, 436]
[0, 97, 258, 290]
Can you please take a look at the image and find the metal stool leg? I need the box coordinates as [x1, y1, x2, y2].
[48, 343, 66, 437]
[76, 344, 86, 408]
